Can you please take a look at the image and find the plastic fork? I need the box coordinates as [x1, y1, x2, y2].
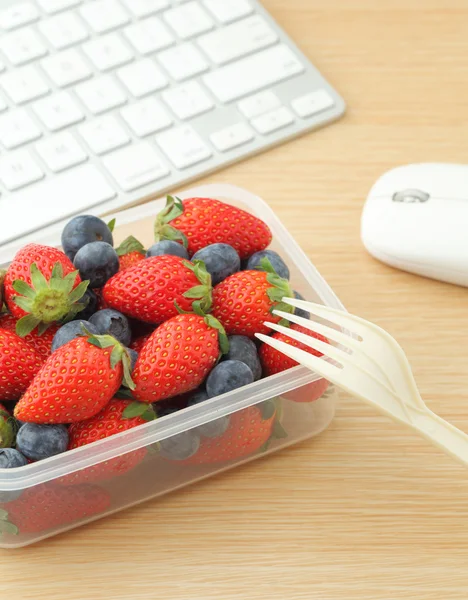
[256, 298, 468, 467]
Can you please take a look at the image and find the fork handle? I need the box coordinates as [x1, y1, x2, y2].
[408, 407, 468, 467]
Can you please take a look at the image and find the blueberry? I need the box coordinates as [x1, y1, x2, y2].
[16, 424, 69, 462]
[89, 309, 131, 346]
[246, 249, 290, 280]
[146, 240, 189, 260]
[188, 389, 230, 438]
[51, 320, 99, 353]
[293, 291, 310, 320]
[127, 348, 138, 372]
[74, 242, 119, 289]
[0, 448, 27, 469]
[206, 360, 254, 398]
[159, 431, 200, 461]
[225, 335, 262, 381]
[62, 215, 114, 262]
[78, 289, 99, 320]
[191, 243, 240, 285]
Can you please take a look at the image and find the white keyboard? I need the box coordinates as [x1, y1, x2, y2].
[0, 0, 345, 263]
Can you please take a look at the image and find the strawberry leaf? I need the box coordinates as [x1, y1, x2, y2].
[154, 196, 188, 248]
[30, 263, 48, 292]
[183, 285, 208, 299]
[68, 279, 89, 304]
[107, 218, 116, 233]
[123, 401, 152, 419]
[16, 314, 41, 337]
[51, 262, 63, 279]
[12, 280, 35, 300]
[116, 235, 145, 257]
[204, 314, 229, 355]
[259, 399, 276, 421]
[13, 296, 34, 313]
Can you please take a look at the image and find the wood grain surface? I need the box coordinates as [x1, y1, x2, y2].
[2, 1, 468, 598]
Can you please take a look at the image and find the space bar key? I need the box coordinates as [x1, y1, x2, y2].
[0, 165, 117, 246]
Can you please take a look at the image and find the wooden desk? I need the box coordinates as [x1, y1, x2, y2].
[2, 1, 468, 598]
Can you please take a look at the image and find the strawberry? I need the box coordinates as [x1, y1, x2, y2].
[0, 313, 58, 358]
[102, 255, 213, 324]
[0, 403, 15, 449]
[211, 259, 294, 338]
[129, 332, 152, 354]
[153, 196, 272, 259]
[0, 329, 44, 401]
[59, 399, 154, 485]
[14, 331, 134, 424]
[0, 483, 111, 535]
[3, 244, 89, 337]
[132, 313, 228, 404]
[115, 235, 146, 272]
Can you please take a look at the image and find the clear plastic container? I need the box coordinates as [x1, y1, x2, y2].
[0, 184, 344, 548]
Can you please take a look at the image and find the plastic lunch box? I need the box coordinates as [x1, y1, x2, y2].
[0, 183, 344, 548]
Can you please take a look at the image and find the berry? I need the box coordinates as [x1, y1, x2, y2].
[14, 333, 133, 424]
[246, 249, 290, 280]
[293, 291, 310, 320]
[0, 330, 44, 401]
[0, 448, 27, 469]
[192, 243, 240, 285]
[78, 289, 100, 320]
[187, 389, 230, 438]
[206, 360, 253, 398]
[0, 313, 58, 358]
[225, 335, 262, 381]
[154, 196, 272, 259]
[146, 240, 189, 260]
[129, 333, 151, 354]
[103, 255, 213, 324]
[74, 242, 119, 289]
[0, 403, 15, 449]
[259, 324, 328, 376]
[51, 320, 99, 353]
[212, 261, 294, 338]
[132, 313, 228, 404]
[127, 348, 138, 372]
[115, 236, 146, 272]
[159, 431, 200, 461]
[61, 215, 114, 262]
[3, 244, 88, 333]
[16, 423, 68, 461]
[89, 309, 131, 346]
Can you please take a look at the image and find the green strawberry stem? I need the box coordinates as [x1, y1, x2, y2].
[181, 259, 213, 314]
[122, 402, 156, 421]
[13, 262, 90, 337]
[0, 409, 15, 449]
[260, 258, 295, 326]
[115, 235, 145, 257]
[153, 195, 188, 248]
[0, 510, 19, 537]
[107, 218, 116, 233]
[82, 327, 136, 391]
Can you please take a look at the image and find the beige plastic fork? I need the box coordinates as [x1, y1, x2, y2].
[256, 298, 468, 468]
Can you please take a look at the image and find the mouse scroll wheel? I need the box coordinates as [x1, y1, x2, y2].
[392, 189, 430, 203]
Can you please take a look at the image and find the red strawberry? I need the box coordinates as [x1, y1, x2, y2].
[0, 329, 44, 401]
[211, 260, 294, 338]
[0, 313, 58, 358]
[103, 255, 213, 324]
[180, 404, 277, 465]
[115, 235, 146, 272]
[132, 313, 228, 404]
[0, 483, 111, 535]
[14, 332, 134, 424]
[154, 196, 272, 259]
[129, 332, 152, 354]
[3, 244, 88, 336]
[59, 399, 154, 485]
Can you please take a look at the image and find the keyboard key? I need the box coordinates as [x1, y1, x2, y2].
[0, 150, 43, 190]
[251, 106, 294, 134]
[203, 45, 304, 103]
[38, 13, 89, 50]
[238, 90, 281, 119]
[163, 2, 214, 40]
[37, 0, 82, 14]
[0, 66, 49, 105]
[0, 3, 40, 30]
[75, 75, 127, 114]
[103, 142, 170, 191]
[292, 89, 335, 118]
[120, 97, 172, 137]
[117, 59, 168, 98]
[121, 0, 169, 17]
[83, 33, 133, 72]
[210, 122, 254, 152]
[78, 115, 130, 155]
[41, 49, 92, 87]
[162, 81, 213, 120]
[0, 28, 48, 66]
[203, 0, 252, 24]
[32, 91, 84, 131]
[157, 43, 208, 82]
[79, 0, 130, 34]
[0, 165, 117, 246]
[0, 109, 42, 149]
[156, 125, 211, 169]
[198, 15, 278, 66]
[123, 18, 174, 57]
[36, 131, 88, 172]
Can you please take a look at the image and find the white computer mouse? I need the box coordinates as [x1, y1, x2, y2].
[361, 163, 468, 287]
